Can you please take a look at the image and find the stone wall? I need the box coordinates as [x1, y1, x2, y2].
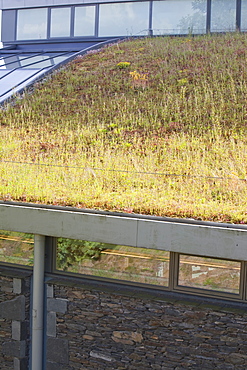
[1, 267, 247, 370]
[0, 269, 31, 370]
[46, 277, 247, 370]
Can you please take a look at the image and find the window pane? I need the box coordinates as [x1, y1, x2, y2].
[53, 55, 73, 64]
[178, 255, 240, 294]
[211, 0, 236, 32]
[17, 8, 48, 40]
[241, 0, 247, 31]
[56, 238, 170, 286]
[0, 231, 33, 266]
[2, 55, 20, 69]
[74, 6, 95, 36]
[152, 0, 207, 35]
[19, 55, 53, 68]
[99, 2, 149, 37]
[50, 7, 71, 37]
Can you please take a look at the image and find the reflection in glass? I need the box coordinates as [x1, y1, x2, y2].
[2, 55, 20, 69]
[51, 7, 71, 37]
[74, 6, 95, 36]
[152, 0, 207, 35]
[241, 0, 247, 31]
[17, 8, 48, 40]
[0, 231, 34, 266]
[211, 0, 236, 32]
[56, 238, 170, 286]
[0, 58, 6, 69]
[19, 55, 53, 69]
[99, 2, 149, 37]
[178, 254, 240, 294]
[0, 53, 73, 70]
[53, 55, 73, 64]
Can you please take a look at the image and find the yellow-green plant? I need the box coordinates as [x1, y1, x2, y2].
[130, 70, 148, 89]
[116, 61, 131, 69]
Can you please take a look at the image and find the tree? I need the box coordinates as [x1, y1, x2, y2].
[178, 0, 237, 34]
[57, 238, 112, 271]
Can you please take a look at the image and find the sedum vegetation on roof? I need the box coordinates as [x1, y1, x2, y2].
[0, 33, 247, 223]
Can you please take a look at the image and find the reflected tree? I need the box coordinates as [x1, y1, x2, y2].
[178, 0, 207, 34]
[179, 0, 237, 34]
[57, 238, 114, 271]
[210, 0, 236, 31]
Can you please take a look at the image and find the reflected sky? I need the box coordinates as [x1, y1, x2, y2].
[50, 7, 71, 38]
[17, 8, 47, 40]
[0, 50, 74, 104]
[152, 0, 207, 34]
[99, 2, 149, 37]
[0, 52, 73, 70]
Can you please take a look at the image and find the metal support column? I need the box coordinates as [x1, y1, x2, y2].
[31, 234, 46, 370]
[206, 0, 212, 33]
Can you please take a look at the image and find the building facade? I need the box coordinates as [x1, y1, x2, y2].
[1, 0, 246, 46]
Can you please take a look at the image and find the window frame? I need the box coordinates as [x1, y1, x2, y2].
[12, 1, 246, 42]
[0, 230, 34, 268]
[73, 5, 97, 38]
[50, 6, 72, 39]
[173, 252, 245, 301]
[16, 7, 48, 41]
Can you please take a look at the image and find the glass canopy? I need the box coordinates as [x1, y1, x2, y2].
[0, 49, 74, 104]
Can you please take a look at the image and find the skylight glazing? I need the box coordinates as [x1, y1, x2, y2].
[0, 50, 74, 104]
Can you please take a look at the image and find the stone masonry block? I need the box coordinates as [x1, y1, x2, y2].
[47, 311, 56, 337]
[90, 351, 115, 362]
[47, 298, 67, 313]
[14, 357, 28, 370]
[46, 337, 69, 364]
[47, 284, 54, 298]
[13, 279, 23, 294]
[0, 283, 13, 293]
[46, 361, 68, 370]
[2, 340, 26, 358]
[46, 363, 59, 370]
[12, 321, 27, 341]
[0, 296, 25, 320]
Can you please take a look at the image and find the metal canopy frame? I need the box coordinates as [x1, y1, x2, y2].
[0, 38, 117, 105]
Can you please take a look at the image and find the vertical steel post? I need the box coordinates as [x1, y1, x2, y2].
[95, 4, 99, 37]
[206, 0, 212, 33]
[236, 0, 242, 31]
[149, 1, 153, 36]
[31, 234, 45, 370]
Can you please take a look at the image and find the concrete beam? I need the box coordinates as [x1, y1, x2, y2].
[0, 203, 247, 261]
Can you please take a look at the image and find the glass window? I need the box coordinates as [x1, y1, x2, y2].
[56, 238, 170, 286]
[17, 8, 48, 40]
[0, 230, 34, 266]
[211, 0, 236, 32]
[50, 7, 71, 38]
[152, 0, 207, 35]
[99, 2, 149, 37]
[241, 0, 247, 31]
[178, 254, 241, 294]
[74, 6, 95, 37]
